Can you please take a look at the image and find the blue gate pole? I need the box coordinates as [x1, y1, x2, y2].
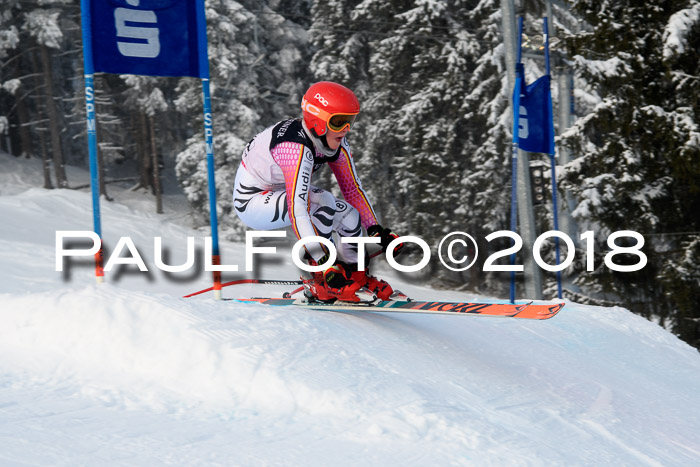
[196, 1, 222, 299]
[201, 80, 222, 299]
[80, 0, 104, 283]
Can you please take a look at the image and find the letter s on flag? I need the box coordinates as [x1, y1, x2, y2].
[115, 8, 160, 58]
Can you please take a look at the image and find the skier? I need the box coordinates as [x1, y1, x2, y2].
[233, 81, 403, 302]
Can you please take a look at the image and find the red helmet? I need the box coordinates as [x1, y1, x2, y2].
[301, 81, 360, 136]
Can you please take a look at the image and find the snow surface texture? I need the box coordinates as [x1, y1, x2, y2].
[1, 152, 699, 466]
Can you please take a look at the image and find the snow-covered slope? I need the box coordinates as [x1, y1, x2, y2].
[1, 153, 699, 466]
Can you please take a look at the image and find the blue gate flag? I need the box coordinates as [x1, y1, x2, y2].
[80, 0, 217, 288]
[514, 65, 555, 155]
[89, 0, 208, 78]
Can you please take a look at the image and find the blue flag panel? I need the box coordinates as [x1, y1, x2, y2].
[90, 0, 207, 78]
[514, 65, 555, 155]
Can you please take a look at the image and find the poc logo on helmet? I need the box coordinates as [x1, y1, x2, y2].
[314, 93, 329, 107]
[301, 97, 321, 116]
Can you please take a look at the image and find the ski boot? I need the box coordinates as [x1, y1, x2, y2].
[348, 269, 409, 301]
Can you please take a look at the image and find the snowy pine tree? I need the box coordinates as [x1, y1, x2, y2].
[174, 0, 311, 235]
[561, 0, 700, 348]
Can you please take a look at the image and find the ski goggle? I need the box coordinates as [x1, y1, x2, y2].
[327, 113, 357, 132]
[302, 97, 358, 133]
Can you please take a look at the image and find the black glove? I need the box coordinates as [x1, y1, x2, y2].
[368, 225, 404, 256]
[310, 252, 350, 288]
[324, 262, 350, 288]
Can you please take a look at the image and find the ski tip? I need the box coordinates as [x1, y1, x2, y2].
[550, 303, 565, 313]
[536, 302, 565, 319]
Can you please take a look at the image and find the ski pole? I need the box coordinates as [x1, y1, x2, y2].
[183, 250, 387, 298]
[183, 279, 304, 298]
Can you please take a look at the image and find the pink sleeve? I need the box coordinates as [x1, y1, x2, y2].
[329, 146, 378, 230]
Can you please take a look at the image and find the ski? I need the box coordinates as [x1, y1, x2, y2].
[230, 298, 564, 320]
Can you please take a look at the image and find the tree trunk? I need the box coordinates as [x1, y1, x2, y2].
[38, 130, 54, 189]
[15, 90, 34, 159]
[39, 44, 67, 188]
[137, 111, 151, 190]
[28, 49, 53, 189]
[149, 115, 163, 214]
